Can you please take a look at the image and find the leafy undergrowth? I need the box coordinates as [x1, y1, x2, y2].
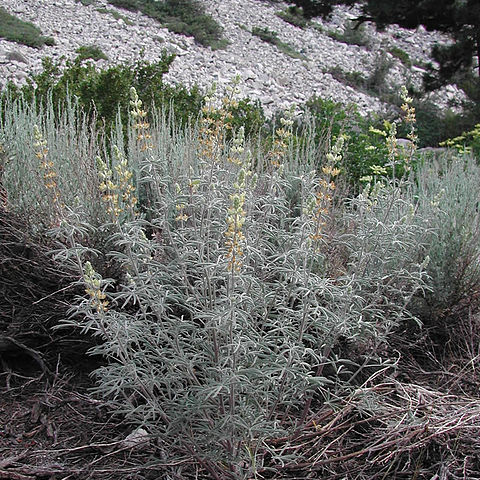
[251, 26, 307, 59]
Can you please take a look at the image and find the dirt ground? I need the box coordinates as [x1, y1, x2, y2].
[0, 369, 169, 480]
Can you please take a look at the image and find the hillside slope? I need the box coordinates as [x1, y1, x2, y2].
[0, 0, 464, 115]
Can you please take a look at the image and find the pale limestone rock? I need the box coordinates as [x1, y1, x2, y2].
[0, 0, 463, 116]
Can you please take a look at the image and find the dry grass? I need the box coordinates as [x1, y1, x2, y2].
[257, 376, 480, 479]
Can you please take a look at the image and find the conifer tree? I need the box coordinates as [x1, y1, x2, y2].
[290, 0, 480, 88]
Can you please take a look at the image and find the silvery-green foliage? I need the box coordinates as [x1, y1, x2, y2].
[0, 94, 103, 227]
[413, 153, 480, 315]
[63, 122, 429, 476]
[343, 181, 429, 337]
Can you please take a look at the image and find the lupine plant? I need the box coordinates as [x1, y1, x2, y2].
[35, 84, 428, 477]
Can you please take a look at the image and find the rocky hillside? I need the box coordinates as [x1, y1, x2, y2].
[0, 0, 465, 115]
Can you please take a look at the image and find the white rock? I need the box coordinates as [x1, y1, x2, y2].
[123, 427, 150, 448]
[0, 0, 462, 117]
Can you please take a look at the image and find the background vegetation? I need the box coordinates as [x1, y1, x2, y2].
[106, 0, 227, 49]
[0, 5, 54, 48]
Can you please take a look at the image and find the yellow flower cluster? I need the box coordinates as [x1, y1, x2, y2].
[370, 164, 388, 176]
[359, 164, 389, 190]
[310, 172, 338, 243]
[228, 125, 246, 165]
[440, 123, 480, 155]
[175, 199, 188, 222]
[385, 121, 398, 165]
[268, 107, 294, 168]
[130, 87, 152, 152]
[199, 77, 240, 163]
[34, 125, 63, 218]
[399, 85, 417, 170]
[225, 189, 246, 272]
[97, 146, 137, 220]
[225, 118, 256, 271]
[308, 136, 343, 245]
[83, 261, 108, 313]
[368, 86, 418, 175]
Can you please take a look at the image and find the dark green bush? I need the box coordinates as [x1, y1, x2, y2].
[411, 99, 480, 148]
[327, 66, 366, 89]
[251, 26, 307, 59]
[276, 7, 309, 28]
[456, 71, 480, 103]
[75, 45, 109, 62]
[107, 0, 226, 48]
[3, 54, 204, 131]
[251, 26, 279, 44]
[327, 52, 394, 100]
[301, 96, 393, 188]
[389, 46, 411, 67]
[1, 54, 268, 148]
[327, 21, 371, 48]
[365, 52, 394, 96]
[95, 7, 134, 24]
[0, 6, 55, 48]
[227, 97, 266, 138]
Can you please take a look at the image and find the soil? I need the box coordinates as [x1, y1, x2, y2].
[0, 367, 169, 480]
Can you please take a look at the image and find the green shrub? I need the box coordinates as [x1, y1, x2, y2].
[412, 154, 480, 334]
[439, 123, 480, 156]
[365, 52, 394, 96]
[411, 99, 480, 148]
[276, 6, 309, 28]
[75, 45, 109, 62]
[106, 0, 137, 9]
[251, 25, 278, 44]
[225, 97, 266, 139]
[300, 96, 392, 188]
[3, 54, 204, 132]
[327, 66, 366, 89]
[1, 59, 269, 160]
[251, 26, 307, 59]
[389, 46, 412, 67]
[107, 0, 226, 49]
[428, 73, 480, 146]
[455, 71, 480, 106]
[326, 53, 395, 104]
[327, 20, 371, 48]
[0, 6, 55, 48]
[95, 7, 134, 24]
